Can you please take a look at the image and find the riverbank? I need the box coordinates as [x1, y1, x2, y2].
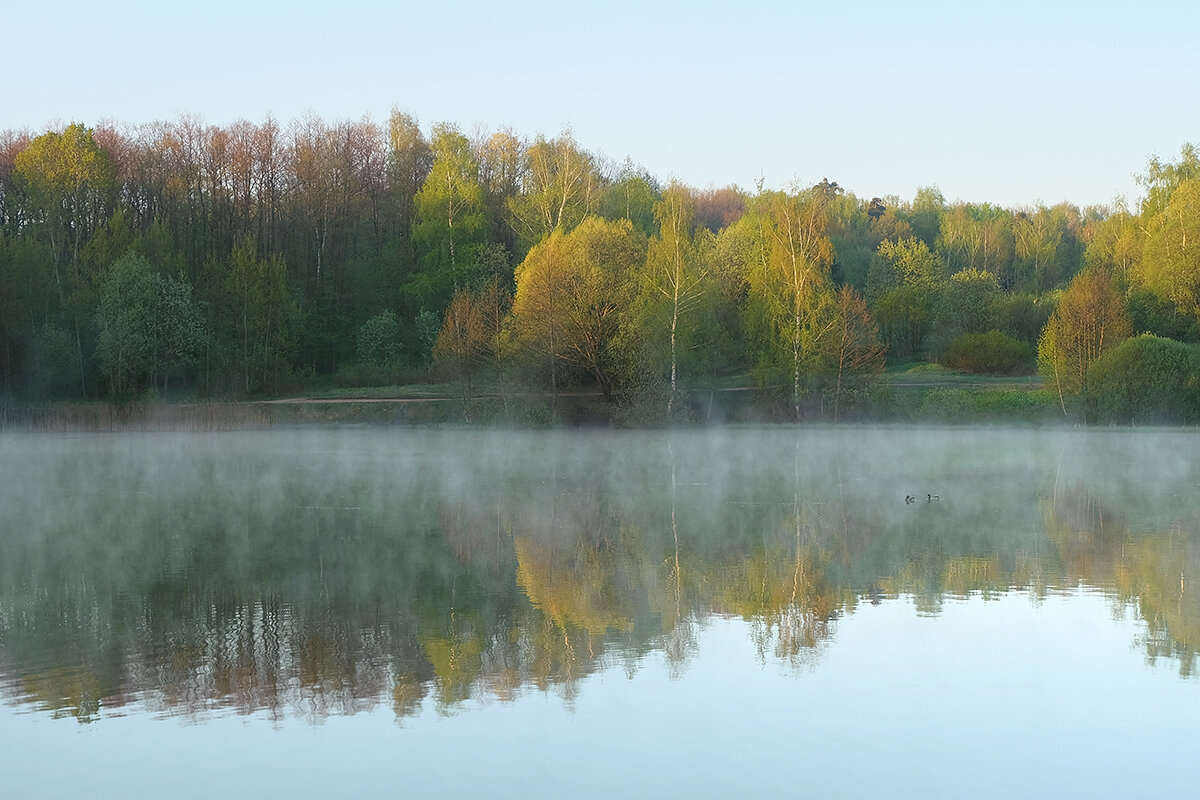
[0, 375, 1064, 432]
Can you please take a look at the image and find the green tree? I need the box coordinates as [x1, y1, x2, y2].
[867, 236, 943, 295]
[1012, 204, 1080, 292]
[824, 192, 875, 291]
[745, 190, 837, 418]
[474, 128, 524, 253]
[818, 285, 886, 420]
[412, 124, 487, 308]
[26, 323, 77, 399]
[1037, 268, 1131, 414]
[414, 309, 441, 367]
[0, 238, 56, 396]
[636, 184, 710, 415]
[95, 253, 204, 398]
[866, 237, 944, 357]
[908, 185, 945, 247]
[386, 109, 433, 234]
[1083, 206, 1142, 286]
[512, 217, 645, 401]
[507, 130, 598, 249]
[356, 310, 402, 365]
[151, 271, 205, 393]
[225, 238, 298, 393]
[600, 159, 659, 238]
[943, 330, 1033, 375]
[995, 292, 1054, 348]
[14, 123, 117, 395]
[1126, 289, 1200, 342]
[932, 268, 1002, 358]
[936, 203, 1015, 286]
[1137, 143, 1200, 218]
[1139, 178, 1200, 317]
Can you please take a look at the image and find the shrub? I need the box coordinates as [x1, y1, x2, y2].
[942, 330, 1034, 375]
[1085, 334, 1200, 423]
[356, 311, 402, 365]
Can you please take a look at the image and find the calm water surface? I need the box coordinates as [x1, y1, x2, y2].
[1, 427, 1198, 797]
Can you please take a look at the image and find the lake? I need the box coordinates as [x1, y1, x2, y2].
[1, 426, 1198, 798]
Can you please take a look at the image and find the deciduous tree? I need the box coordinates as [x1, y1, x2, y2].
[412, 124, 486, 308]
[819, 285, 886, 420]
[507, 130, 597, 248]
[432, 288, 489, 421]
[95, 253, 204, 397]
[512, 217, 644, 402]
[1037, 268, 1131, 413]
[225, 237, 298, 393]
[637, 183, 710, 415]
[745, 189, 837, 417]
[600, 159, 659, 238]
[15, 123, 116, 395]
[1139, 178, 1200, 317]
[932, 268, 1002, 357]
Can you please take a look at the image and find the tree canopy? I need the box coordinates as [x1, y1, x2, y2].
[0, 115, 1197, 421]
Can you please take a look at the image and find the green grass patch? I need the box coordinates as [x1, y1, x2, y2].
[884, 361, 1043, 390]
[916, 387, 1059, 423]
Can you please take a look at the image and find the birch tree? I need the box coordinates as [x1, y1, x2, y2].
[412, 123, 486, 308]
[639, 183, 709, 415]
[507, 130, 597, 248]
[746, 189, 837, 418]
[1037, 268, 1131, 413]
[1139, 178, 1200, 317]
[819, 285, 886, 421]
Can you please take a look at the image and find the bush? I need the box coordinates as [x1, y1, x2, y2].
[1085, 334, 1200, 423]
[942, 330, 1034, 375]
[356, 311, 402, 365]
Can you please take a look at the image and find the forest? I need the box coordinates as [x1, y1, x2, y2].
[2, 112, 1199, 423]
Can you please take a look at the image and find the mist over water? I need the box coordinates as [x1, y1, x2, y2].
[2, 426, 1199, 796]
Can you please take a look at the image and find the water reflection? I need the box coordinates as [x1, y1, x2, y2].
[1, 427, 1198, 724]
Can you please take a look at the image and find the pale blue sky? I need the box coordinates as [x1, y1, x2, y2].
[7, 1, 1198, 209]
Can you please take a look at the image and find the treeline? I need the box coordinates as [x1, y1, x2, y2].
[1, 114, 1198, 420]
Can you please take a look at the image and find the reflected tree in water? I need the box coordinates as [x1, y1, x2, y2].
[3, 429, 1199, 724]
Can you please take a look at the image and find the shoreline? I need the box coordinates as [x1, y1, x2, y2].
[0, 386, 1073, 432]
